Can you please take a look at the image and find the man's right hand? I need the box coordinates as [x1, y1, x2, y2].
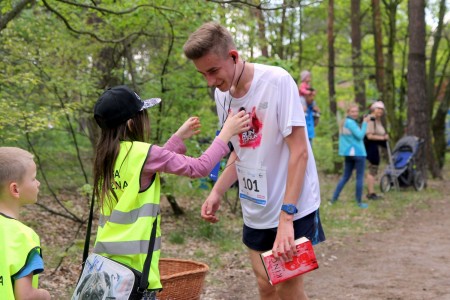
[201, 190, 222, 223]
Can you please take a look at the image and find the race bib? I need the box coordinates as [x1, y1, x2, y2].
[235, 162, 268, 206]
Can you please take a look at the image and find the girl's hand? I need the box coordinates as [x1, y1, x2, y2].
[217, 110, 250, 143]
[175, 117, 201, 140]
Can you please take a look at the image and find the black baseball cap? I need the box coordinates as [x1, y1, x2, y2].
[94, 85, 161, 129]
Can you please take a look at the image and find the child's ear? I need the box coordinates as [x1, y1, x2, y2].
[127, 119, 134, 132]
[9, 182, 20, 198]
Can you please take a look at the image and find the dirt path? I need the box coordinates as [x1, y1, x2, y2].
[34, 178, 450, 299]
[202, 196, 450, 300]
[306, 197, 450, 300]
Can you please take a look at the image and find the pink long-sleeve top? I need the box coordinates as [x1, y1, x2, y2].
[140, 135, 229, 189]
[299, 82, 313, 96]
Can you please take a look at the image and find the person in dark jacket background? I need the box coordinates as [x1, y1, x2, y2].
[364, 101, 389, 200]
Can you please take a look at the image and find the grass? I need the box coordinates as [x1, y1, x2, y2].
[161, 161, 447, 265]
[318, 166, 444, 239]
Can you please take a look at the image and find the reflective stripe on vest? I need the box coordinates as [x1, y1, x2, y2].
[94, 141, 162, 290]
[99, 203, 160, 227]
[94, 237, 161, 255]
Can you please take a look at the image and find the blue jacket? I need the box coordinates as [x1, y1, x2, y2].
[305, 104, 315, 139]
[338, 117, 367, 156]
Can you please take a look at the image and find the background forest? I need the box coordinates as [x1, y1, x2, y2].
[1, 0, 449, 231]
[0, 0, 449, 296]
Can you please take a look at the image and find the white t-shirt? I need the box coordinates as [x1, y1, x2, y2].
[215, 63, 321, 229]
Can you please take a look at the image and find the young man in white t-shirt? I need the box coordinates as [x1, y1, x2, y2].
[183, 22, 325, 300]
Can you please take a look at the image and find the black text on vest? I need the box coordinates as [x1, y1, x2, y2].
[112, 180, 128, 189]
[112, 170, 128, 189]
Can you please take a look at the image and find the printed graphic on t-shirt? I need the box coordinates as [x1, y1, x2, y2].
[238, 106, 263, 148]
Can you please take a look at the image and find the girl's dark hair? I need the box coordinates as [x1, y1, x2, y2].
[93, 110, 150, 212]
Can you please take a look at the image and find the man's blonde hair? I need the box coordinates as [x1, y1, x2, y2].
[183, 22, 236, 60]
[0, 147, 34, 187]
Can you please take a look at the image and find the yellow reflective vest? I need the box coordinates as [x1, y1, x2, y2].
[94, 141, 162, 290]
[0, 213, 41, 299]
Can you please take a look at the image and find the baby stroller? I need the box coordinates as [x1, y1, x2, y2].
[380, 135, 425, 192]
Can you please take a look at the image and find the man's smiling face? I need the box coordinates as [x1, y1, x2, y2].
[193, 52, 235, 92]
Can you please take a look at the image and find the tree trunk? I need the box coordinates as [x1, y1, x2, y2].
[328, 0, 340, 172]
[165, 194, 184, 216]
[406, 0, 428, 181]
[252, 8, 269, 57]
[124, 38, 138, 90]
[327, 0, 336, 117]
[298, 4, 304, 70]
[286, 10, 296, 60]
[278, 3, 287, 59]
[351, 0, 366, 109]
[396, 35, 409, 140]
[427, 0, 447, 178]
[431, 77, 450, 171]
[87, 46, 122, 149]
[383, 0, 402, 142]
[371, 0, 385, 102]
[0, 0, 35, 32]
[432, 81, 449, 172]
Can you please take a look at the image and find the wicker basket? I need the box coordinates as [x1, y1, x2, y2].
[157, 258, 209, 300]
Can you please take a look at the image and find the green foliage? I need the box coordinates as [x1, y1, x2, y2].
[313, 136, 341, 174]
[78, 184, 93, 198]
[1, 0, 448, 216]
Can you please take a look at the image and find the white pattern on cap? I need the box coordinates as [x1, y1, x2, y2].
[142, 98, 161, 110]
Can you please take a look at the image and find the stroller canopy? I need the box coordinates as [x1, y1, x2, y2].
[392, 136, 420, 169]
[392, 136, 420, 154]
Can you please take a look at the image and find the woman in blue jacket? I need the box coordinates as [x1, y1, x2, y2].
[331, 103, 372, 208]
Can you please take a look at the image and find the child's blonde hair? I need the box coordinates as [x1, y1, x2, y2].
[0, 147, 34, 188]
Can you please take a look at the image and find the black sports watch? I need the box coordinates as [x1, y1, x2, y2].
[281, 204, 298, 215]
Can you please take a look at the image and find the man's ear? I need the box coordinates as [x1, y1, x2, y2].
[229, 50, 238, 63]
[9, 182, 20, 198]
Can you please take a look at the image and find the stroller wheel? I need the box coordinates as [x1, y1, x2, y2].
[413, 171, 425, 191]
[380, 174, 392, 193]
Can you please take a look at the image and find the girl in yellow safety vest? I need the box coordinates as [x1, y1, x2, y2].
[92, 85, 249, 299]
